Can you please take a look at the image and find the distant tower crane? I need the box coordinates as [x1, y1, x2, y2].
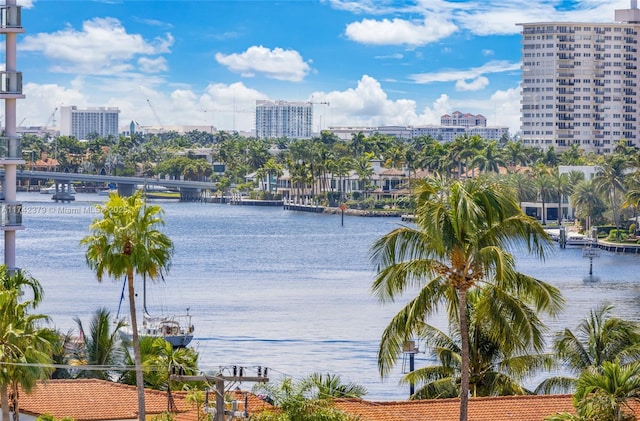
[138, 85, 163, 126]
[45, 107, 58, 127]
[307, 99, 330, 131]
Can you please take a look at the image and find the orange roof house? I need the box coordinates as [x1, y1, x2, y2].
[8, 380, 640, 421]
[334, 394, 640, 421]
[9, 379, 273, 421]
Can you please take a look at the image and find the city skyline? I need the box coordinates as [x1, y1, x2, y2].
[11, 0, 633, 136]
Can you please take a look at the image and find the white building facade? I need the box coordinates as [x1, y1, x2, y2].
[255, 100, 312, 139]
[519, 1, 640, 154]
[59, 106, 120, 139]
[440, 111, 487, 127]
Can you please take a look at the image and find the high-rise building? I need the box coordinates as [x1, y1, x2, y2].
[59, 106, 120, 139]
[255, 100, 312, 139]
[519, 0, 640, 154]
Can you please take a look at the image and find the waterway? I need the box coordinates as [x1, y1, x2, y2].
[8, 192, 640, 401]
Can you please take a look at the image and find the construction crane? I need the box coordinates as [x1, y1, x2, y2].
[138, 86, 163, 126]
[45, 107, 58, 127]
[307, 99, 330, 131]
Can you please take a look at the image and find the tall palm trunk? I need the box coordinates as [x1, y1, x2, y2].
[127, 267, 146, 421]
[1, 383, 9, 421]
[458, 288, 470, 421]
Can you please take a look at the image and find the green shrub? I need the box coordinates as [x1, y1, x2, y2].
[607, 229, 628, 241]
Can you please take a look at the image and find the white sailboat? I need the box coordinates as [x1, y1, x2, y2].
[117, 276, 194, 348]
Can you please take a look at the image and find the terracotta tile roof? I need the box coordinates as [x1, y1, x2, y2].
[14, 379, 274, 421]
[17, 379, 188, 420]
[334, 394, 581, 421]
[379, 168, 405, 176]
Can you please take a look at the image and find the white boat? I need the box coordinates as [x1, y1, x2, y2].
[119, 312, 194, 348]
[117, 277, 194, 348]
[565, 233, 593, 246]
[40, 184, 77, 194]
[97, 189, 117, 196]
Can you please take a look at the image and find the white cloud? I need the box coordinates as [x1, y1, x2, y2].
[309, 75, 452, 128]
[455, 76, 489, 91]
[482, 49, 494, 56]
[19, 82, 86, 127]
[410, 60, 520, 85]
[374, 53, 404, 60]
[138, 57, 168, 73]
[20, 17, 173, 75]
[345, 16, 457, 46]
[18, 0, 35, 8]
[335, 0, 628, 39]
[215, 45, 311, 82]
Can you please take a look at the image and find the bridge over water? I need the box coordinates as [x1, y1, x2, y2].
[10, 170, 218, 201]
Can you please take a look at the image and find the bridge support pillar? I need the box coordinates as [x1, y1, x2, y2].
[180, 187, 200, 202]
[117, 183, 136, 197]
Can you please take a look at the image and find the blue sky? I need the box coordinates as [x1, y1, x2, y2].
[9, 0, 633, 135]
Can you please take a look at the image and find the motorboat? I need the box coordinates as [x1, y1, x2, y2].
[565, 233, 593, 246]
[40, 184, 77, 194]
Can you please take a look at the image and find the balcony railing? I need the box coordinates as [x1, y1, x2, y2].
[0, 136, 21, 159]
[0, 203, 22, 227]
[0, 6, 21, 29]
[0, 71, 22, 95]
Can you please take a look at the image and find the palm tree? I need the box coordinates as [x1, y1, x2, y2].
[571, 179, 606, 232]
[533, 166, 554, 225]
[370, 175, 563, 421]
[550, 169, 574, 225]
[70, 307, 127, 380]
[573, 360, 640, 421]
[502, 140, 529, 170]
[506, 171, 537, 209]
[141, 337, 199, 391]
[307, 373, 367, 399]
[0, 268, 56, 421]
[251, 375, 359, 421]
[594, 155, 628, 236]
[405, 288, 556, 400]
[536, 305, 640, 394]
[81, 191, 173, 421]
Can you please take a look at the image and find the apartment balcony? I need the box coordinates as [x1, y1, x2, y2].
[0, 5, 23, 33]
[0, 136, 21, 161]
[0, 71, 23, 98]
[0, 203, 22, 227]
